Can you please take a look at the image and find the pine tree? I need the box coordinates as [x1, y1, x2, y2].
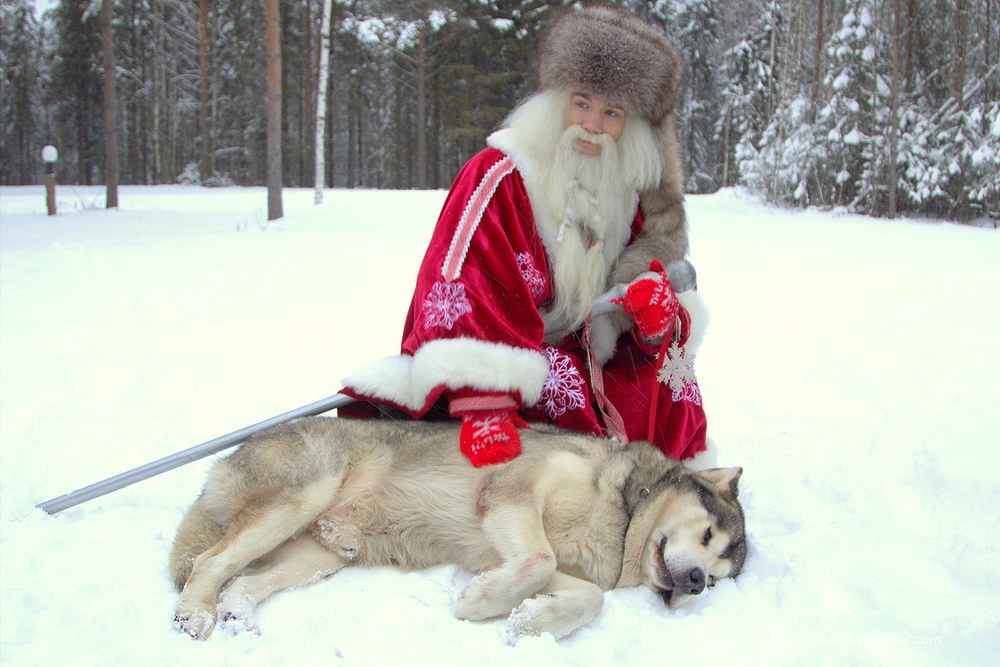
[47, 1, 103, 185]
[725, 2, 784, 191]
[658, 0, 724, 193]
[815, 0, 887, 212]
[737, 95, 828, 206]
[0, 0, 43, 185]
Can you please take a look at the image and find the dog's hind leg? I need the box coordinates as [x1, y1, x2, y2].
[217, 534, 347, 635]
[455, 502, 557, 621]
[174, 480, 340, 639]
[505, 570, 605, 643]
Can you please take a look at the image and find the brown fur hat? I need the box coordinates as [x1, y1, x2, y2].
[537, 6, 683, 126]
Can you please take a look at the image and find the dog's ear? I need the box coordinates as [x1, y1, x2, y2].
[695, 467, 742, 500]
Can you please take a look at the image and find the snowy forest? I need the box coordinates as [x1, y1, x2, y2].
[2, 0, 998, 223]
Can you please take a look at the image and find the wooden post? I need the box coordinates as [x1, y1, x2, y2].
[42, 145, 58, 216]
[45, 175, 56, 216]
[101, 0, 119, 209]
[266, 0, 283, 221]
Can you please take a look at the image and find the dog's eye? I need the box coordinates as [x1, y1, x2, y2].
[702, 527, 712, 546]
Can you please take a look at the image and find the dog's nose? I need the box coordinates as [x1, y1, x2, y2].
[683, 567, 706, 595]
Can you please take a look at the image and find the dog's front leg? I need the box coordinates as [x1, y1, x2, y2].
[505, 570, 605, 643]
[455, 502, 556, 621]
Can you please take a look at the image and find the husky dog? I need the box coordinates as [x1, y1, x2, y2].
[170, 417, 745, 641]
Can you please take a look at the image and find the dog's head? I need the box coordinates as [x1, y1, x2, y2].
[620, 466, 746, 608]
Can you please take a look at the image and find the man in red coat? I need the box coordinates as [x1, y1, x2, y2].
[341, 7, 710, 467]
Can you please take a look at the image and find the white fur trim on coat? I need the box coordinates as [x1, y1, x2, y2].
[677, 289, 709, 357]
[341, 338, 551, 413]
[587, 313, 622, 365]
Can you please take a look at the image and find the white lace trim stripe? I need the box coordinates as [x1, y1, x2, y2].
[441, 155, 515, 281]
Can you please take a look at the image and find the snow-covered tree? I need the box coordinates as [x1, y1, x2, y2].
[725, 2, 785, 190]
[4, 0, 995, 222]
[650, 0, 725, 193]
[736, 95, 828, 205]
[815, 0, 887, 213]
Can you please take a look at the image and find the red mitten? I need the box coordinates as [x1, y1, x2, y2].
[612, 260, 680, 340]
[459, 412, 527, 467]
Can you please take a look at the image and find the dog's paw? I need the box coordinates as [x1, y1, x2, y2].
[309, 517, 361, 560]
[217, 611, 261, 637]
[455, 572, 513, 620]
[216, 592, 261, 636]
[504, 598, 541, 644]
[173, 609, 216, 640]
[505, 587, 604, 642]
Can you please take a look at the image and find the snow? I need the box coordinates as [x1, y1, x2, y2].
[491, 18, 515, 32]
[2, 184, 998, 666]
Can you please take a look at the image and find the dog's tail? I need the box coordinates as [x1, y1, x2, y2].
[168, 495, 224, 591]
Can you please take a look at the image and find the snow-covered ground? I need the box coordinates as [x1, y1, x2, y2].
[1, 184, 997, 666]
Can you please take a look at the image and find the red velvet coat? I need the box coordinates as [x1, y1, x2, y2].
[341, 147, 706, 460]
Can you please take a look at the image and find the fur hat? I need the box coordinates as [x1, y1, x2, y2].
[537, 6, 683, 126]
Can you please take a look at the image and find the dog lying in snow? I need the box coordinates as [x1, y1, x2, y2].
[170, 417, 745, 641]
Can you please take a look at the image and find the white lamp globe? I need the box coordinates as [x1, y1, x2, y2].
[42, 145, 58, 163]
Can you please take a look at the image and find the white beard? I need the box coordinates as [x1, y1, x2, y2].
[488, 89, 663, 333]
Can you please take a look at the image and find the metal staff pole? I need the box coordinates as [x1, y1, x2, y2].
[35, 393, 357, 515]
[35, 260, 697, 516]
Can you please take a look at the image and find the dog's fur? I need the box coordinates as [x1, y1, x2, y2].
[170, 417, 745, 641]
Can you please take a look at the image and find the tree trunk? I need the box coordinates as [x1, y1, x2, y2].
[266, 0, 283, 220]
[905, 0, 916, 93]
[210, 5, 219, 179]
[416, 22, 428, 190]
[152, 0, 163, 184]
[888, 0, 901, 219]
[720, 102, 732, 188]
[348, 83, 355, 187]
[127, 0, 139, 183]
[953, 0, 968, 111]
[199, 0, 210, 180]
[766, 2, 778, 123]
[356, 93, 364, 188]
[795, 0, 806, 92]
[314, 0, 332, 204]
[304, 0, 313, 186]
[101, 0, 119, 208]
[810, 0, 824, 122]
[988, 0, 995, 106]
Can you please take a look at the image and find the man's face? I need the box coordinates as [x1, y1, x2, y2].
[565, 93, 627, 155]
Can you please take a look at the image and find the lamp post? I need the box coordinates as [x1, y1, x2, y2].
[42, 145, 58, 216]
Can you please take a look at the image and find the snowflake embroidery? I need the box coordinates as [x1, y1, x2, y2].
[516, 252, 547, 300]
[423, 281, 473, 330]
[467, 416, 513, 454]
[657, 342, 702, 405]
[537, 347, 587, 419]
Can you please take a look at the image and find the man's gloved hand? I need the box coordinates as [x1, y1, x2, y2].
[459, 411, 527, 467]
[612, 260, 680, 340]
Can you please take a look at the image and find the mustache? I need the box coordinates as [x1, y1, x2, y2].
[560, 125, 615, 152]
